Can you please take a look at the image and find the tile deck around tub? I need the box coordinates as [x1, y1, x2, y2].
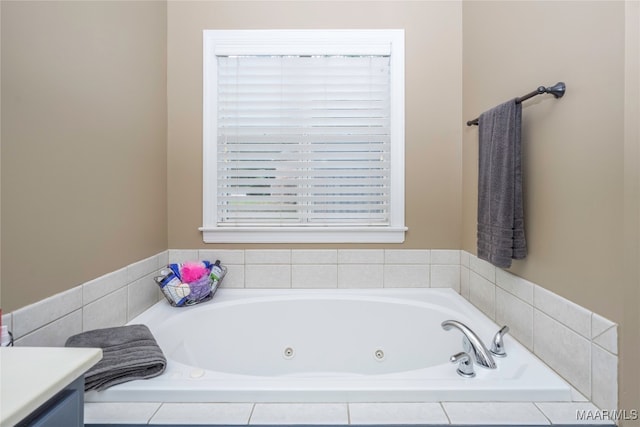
[84, 401, 616, 426]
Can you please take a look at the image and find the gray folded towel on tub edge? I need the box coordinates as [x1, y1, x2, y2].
[65, 324, 166, 391]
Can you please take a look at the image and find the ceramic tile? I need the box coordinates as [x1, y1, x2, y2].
[469, 255, 496, 282]
[460, 250, 470, 267]
[535, 402, 615, 425]
[157, 250, 169, 268]
[12, 286, 83, 338]
[495, 268, 534, 304]
[150, 403, 253, 425]
[1, 312, 12, 333]
[430, 249, 460, 265]
[592, 313, 617, 354]
[430, 265, 460, 291]
[570, 386, 590, 402]
[338, 264, 384, 288]
[84, 402, 162, 425]
[83, 267, 128, 305]
[469, 271, 496, 320]
[442, 402, 549, 425]
[127, 254, 161, 283]
[128, 273, 160, 320]
[496, 288, 534, 350]
[14, 309, 82, 347]
[534, 286, 592, 338]
[292, 249, 338, 264]
[337, 249, 384, 264]
[292, 265, 338, 288]
[384, 249, 429, 264]
[592, 313, 615, 338]
[168, 249, 199, 263]
[460, 266, 470, 299]
[593, 327, 617, 355]
[349, 402, 448, 425]
[383, 264, 429, 288]
[199, 249, 245, 265]
[245, 249, 291, 264]
[250, 403, 347, 425]
[83, 288, 128, 331]
[534, 309, 591, 398]
[591, 344, 618, 412]
[218, 264, 245, 288]
[245, 265, 291, 288]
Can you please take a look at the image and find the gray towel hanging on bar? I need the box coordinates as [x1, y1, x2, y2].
[476, 99, 527, 268]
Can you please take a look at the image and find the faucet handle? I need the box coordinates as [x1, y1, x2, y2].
[450, 351, 475, 378]
[490, 325, 510, 357]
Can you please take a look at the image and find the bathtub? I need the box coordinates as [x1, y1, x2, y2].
[85, 288, 572, 403]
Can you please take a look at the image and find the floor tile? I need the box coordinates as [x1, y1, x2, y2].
[349, 402, 449, 425]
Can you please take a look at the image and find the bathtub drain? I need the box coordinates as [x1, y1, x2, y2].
[374, 349, 385, 361]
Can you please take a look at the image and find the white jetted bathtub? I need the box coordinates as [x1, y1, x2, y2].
[86, 288, 572, 403]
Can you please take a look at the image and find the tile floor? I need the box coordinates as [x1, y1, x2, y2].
[85, 401, 616, 425]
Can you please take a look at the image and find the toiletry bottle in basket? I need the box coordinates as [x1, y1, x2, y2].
[155, 270, 188, 306]
[210, 260, 223, 283]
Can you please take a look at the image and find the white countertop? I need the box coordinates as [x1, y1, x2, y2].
[0, 346, 102, 426]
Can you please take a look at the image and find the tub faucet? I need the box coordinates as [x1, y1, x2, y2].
[490, 325, 510, 357]
[450, 351, 475, 378]
[441, 320, 496, 369]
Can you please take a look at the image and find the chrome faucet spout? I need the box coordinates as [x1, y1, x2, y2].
[441, 320, 496, 369]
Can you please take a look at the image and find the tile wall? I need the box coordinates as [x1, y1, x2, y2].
[1, 249, 617, 413]
[460, 251, 618, 412]
[2, 252, 168, 348]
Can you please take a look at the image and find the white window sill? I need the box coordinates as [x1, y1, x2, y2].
[199, 226, 408, 244]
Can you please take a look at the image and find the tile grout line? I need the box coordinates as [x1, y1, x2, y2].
[532, 402, 553, 426]
[247, 402, 256, 425]
[146, 402, 164, 425]
[439, 402, 452, 425]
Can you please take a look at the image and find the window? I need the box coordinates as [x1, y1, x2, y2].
[201, 30, 406, 243]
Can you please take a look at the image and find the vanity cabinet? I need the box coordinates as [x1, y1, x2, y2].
[0, 347, 102, 427]
[15, 377, 84, 427]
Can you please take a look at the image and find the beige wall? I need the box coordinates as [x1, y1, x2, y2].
[625, 0, 640, 419]
[167, 1, 463, 250]
[462, 1, 639, 419]
[1, 1, 168, 312]
[0, 1, 3, 312]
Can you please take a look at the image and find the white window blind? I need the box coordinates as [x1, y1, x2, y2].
[202, 30, 405, 243]
[216, 55, 391, 227]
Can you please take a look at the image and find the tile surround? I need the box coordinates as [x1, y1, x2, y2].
[495, 287, 534, 350]
[535, 402, 616, 425]
[348, 402, 449, 425]
[462, 250, 618, 413]
[250, 403, 348, 425]
[84, 402, 162, 425]
[12, 286, 83, 338]
[85, 401, 619, 425]
[10, 252, 166, 346]
[149, 403, 253, 425]
[442, 402, 551, 425]
[533, 310, 592, 397]
[5, 248, 618, 421]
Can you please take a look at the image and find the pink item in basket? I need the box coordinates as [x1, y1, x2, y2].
[180, 262, 208, 283]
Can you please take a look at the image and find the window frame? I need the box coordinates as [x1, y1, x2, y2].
[201, 29, 406, 243]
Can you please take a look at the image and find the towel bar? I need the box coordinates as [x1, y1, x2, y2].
[466, 82, 566, 126]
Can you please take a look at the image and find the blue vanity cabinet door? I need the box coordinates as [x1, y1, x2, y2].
[15, 377, 84, 427]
